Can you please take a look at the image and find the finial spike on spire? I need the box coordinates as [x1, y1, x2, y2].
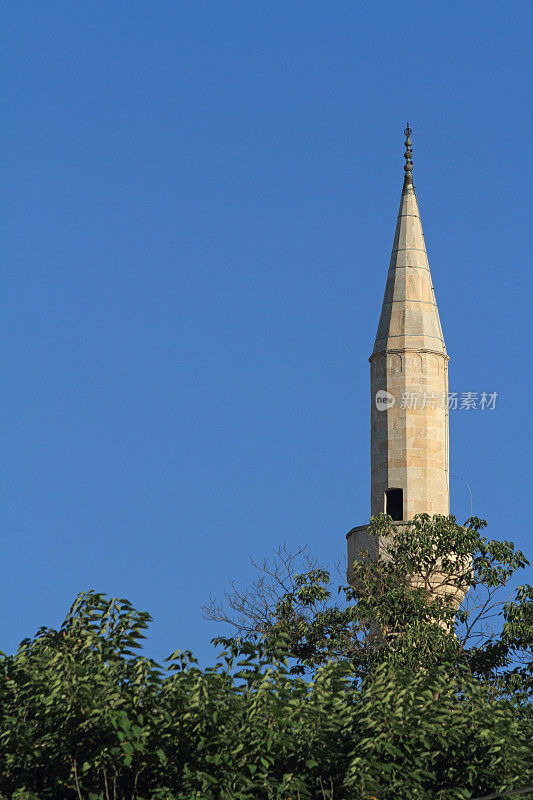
[403, 122, 413, 189]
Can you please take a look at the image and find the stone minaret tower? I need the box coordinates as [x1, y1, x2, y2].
[347, 125, 449, 567]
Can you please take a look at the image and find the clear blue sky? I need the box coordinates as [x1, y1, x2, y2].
[2, 1, 532, 665]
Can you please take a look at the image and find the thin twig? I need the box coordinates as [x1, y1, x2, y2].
[103, 767, 110, 800]
[72, 758, 83, 800]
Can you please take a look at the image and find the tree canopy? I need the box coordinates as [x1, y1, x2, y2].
[206, 514, 533, 696]
[1, 514, 532, 799]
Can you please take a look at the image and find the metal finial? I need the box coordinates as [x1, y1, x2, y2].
[403, 123, 413, 187]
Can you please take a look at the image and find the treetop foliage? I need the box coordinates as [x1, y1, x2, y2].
[206, 514, 533, 697]
[1, 514, 532, 799]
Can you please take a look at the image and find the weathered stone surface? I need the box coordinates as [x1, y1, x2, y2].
[369, 180, 449, 521]
[347, 155, 451, 583]
[345, 132, 466, 616]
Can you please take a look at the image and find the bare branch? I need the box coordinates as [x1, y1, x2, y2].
[202, 544, 328, 636]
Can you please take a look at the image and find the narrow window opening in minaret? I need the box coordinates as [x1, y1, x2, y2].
[386, 488, 403, 521]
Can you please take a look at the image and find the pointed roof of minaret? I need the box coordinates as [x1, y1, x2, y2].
[372, 124, 447, 358]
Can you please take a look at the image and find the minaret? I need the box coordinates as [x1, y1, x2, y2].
[347, 125, 449, 567]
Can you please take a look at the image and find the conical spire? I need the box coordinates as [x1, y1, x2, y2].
[372, 125, 446, 357]
[347, 126, 451, 578]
